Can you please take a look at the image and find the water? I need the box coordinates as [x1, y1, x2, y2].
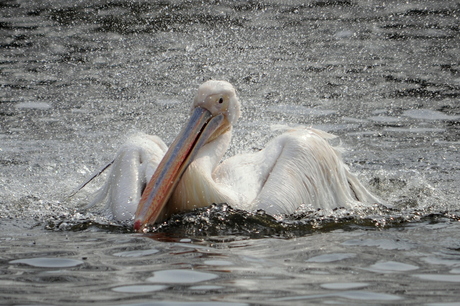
[1, 0, 460, 304]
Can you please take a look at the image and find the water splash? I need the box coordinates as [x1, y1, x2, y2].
[42, 201, 459, 240]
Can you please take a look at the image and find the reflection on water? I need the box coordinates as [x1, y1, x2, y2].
[414, 274, 460, 283]
[320, 282, 369, 290]
[113, 248, 160, 257]
[273, 290, 402, 302]
[112, 285, 168, 293]
[342, 237, 416, 250]
[364, 260, 419, 273]
[3, 219, 460, 304]
[10, 257, 84, 268]
[189, 285, 224, 290]
[147, 270, 219, 284]
[203, 259, 234, 266]
[1, 0, 459, 304]
[121, 302, 249, 306]
[305, 252, 356, 262]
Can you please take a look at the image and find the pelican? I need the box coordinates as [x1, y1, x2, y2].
[81, 80, 381, 232]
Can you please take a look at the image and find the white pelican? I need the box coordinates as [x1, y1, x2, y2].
[82, 80, 381, 232]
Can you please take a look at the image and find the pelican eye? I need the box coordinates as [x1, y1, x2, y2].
[218, 98, 224, 104]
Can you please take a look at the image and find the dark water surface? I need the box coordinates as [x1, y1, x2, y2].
[1, 0, 460, 304]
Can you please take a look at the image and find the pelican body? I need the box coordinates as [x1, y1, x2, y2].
[84, 81, 380, 232]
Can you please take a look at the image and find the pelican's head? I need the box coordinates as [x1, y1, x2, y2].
[134, 80, 240, 232]
[193, 80, 241, 126]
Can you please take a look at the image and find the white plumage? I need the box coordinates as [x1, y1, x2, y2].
[87, 134, 167, 221]
[83, 80, 380, 231]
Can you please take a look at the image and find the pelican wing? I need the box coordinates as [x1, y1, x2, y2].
[88, 133, 167, 220]
[216, 128, 380, 215]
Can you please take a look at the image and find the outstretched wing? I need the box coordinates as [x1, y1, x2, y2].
[254, 128, 381, 215]
[215, 128, 381, 215]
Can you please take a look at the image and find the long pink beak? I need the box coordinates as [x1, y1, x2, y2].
[134, 107, 224, 232]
